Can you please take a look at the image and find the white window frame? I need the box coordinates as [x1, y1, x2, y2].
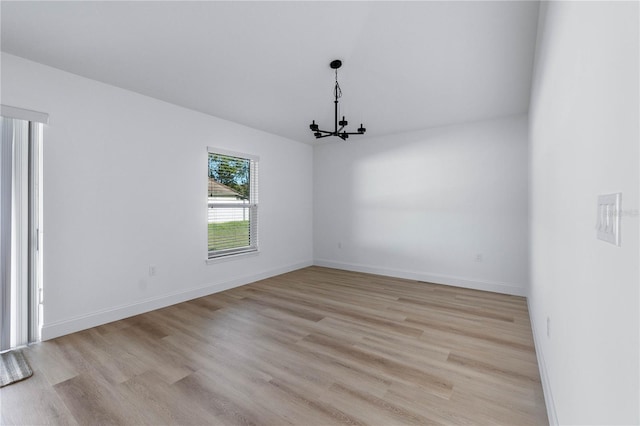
[206, 147, 259, 261]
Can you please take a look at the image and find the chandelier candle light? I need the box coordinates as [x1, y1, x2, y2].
[309, 60, 366, 140]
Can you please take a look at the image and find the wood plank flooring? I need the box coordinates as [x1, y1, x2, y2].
[0, 266, 548, 425]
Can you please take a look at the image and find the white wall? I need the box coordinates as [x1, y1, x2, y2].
[314, 115, 529, 296]
[528, 2, 639, 424]
[1, 53, 314, 339]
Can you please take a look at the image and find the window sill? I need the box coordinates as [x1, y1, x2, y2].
[206, 250, 259, 265]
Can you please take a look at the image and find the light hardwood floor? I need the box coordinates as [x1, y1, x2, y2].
[1, 266, 548, 425]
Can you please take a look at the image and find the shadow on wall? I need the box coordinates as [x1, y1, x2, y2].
[314, 116, 529, 293]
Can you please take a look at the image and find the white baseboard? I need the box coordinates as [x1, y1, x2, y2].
[41, 260, 313, 341]
[527, 299, 558, 426]
[313, 259, 527, 297]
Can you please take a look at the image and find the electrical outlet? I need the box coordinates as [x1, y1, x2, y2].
[338, 242, 342, 249]
[546, 317, 550, 338]
[149, 265, 157, 277]
[475, 253, 483, 262]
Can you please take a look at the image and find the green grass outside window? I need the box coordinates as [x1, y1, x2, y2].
[208, 220, 250, 251]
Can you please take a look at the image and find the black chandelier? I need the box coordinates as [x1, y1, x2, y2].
[309, 60, 366, 140]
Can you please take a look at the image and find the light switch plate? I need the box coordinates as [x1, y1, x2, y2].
[596, 193, 621, 246]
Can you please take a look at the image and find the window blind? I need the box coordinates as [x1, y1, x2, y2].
[207, 149, 258, 259]
[1, 117, 42, 350]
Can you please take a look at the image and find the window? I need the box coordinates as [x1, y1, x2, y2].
[207, 148, 258, 259]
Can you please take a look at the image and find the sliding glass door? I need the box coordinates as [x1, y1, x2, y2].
[1, 115, 43, 352]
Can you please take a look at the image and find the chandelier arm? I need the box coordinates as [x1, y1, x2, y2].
[315, 133, 334, 139]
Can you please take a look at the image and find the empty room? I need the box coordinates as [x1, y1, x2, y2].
[0, 1, 638, 425]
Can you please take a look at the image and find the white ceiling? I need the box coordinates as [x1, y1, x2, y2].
[1, 1, 540, 144]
